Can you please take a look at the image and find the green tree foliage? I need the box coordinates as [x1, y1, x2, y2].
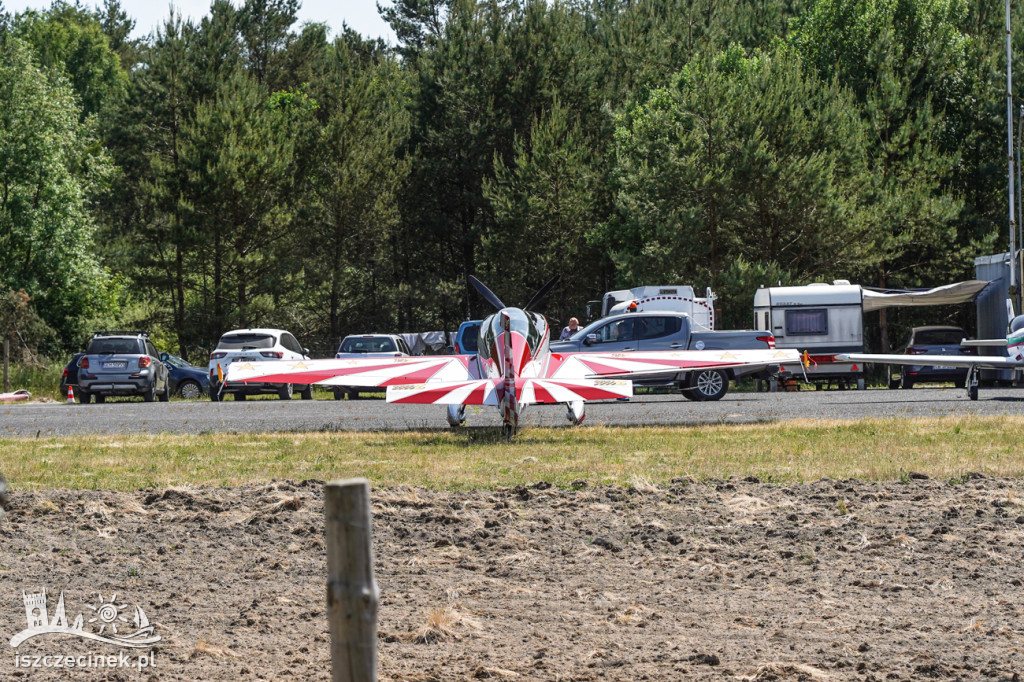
[607, 46, 869, 289]
[0, 38, 112, 349]
[12, 1, 127, 118]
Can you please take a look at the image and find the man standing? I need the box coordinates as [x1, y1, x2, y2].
[559, 317, 580, 341]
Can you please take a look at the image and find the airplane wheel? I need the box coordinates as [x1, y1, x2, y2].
[968, 383, 979, 401]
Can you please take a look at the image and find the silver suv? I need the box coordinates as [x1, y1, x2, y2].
[76, 331, 170, 403]
[331, 334, 413, 400]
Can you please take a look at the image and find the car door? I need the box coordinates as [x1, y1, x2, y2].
[280, 333, 303, 360]
[637, 316, 685, 351]
[586, 317, 638, 352]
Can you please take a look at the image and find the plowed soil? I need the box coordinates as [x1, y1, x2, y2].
[1, 476, 1023, 681]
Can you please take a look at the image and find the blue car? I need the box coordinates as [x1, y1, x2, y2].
[160, 353, 210, 399]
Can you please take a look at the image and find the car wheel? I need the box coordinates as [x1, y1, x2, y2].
[143, 384, 156, 402]
[95, 394, 106, 404]
[278, 384, 293, 400]
[234, 392, 246, 401]
[178, 380, 202, 400]
[900, 375, 914, 390]
[888, 374, 900, 390]
[690, 369, 728, 401]
[79, 390, 92, 404]
[332, 389, 344, 401]
[209, 388, 221, 402]
[299, 385, 313, 400]
[159, 381, 170, 402]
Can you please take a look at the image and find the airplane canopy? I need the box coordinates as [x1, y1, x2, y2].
[861, 280, 990, 313]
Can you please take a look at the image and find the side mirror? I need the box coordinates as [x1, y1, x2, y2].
[160, 352, 168, 361]
[585, 334, 597, 346]
[303, 348, 310, 356]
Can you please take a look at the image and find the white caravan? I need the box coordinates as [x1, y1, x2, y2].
[602, 286, 717, 330]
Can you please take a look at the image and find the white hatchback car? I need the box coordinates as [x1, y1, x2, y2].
[208, 328, 311, 401]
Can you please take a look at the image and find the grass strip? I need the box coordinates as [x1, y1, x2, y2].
[1, 416, 1023, 491]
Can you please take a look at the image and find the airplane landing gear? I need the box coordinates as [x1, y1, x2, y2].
[501, 422, 516, 439]
[966, 365, 979, 401]
[446, 404, 466, 427]
[565, 400, 585, 425]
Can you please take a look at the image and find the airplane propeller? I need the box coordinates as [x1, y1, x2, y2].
[468, 275, 560, 312]
[468, 276, 506, 310]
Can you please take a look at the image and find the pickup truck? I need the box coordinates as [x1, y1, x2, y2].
[549, 311, 778, 400]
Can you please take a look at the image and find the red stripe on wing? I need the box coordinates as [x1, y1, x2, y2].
[544, 381, 628, 401]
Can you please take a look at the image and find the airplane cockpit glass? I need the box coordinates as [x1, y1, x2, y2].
[1011, 315, 1024, 333]
[478, 309, 545, 361]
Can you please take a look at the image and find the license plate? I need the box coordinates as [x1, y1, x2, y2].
[932, 366, 954, 370]
[102, 361, 127, 369]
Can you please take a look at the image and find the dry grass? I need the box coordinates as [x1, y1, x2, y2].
[410, 606, 482, 643]
[1, 416, 1024, 491]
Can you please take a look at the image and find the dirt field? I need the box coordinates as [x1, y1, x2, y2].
[1, 476, 1023, 681]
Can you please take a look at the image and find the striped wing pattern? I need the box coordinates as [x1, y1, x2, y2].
[384, 378, 632, 405]
[546, 349, 803, 380]
[225, 356, 480, 387]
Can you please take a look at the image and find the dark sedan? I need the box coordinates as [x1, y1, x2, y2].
[160, 353, 210, 399]
[888, 326, 975, 389]
[59, 353, 85, 400]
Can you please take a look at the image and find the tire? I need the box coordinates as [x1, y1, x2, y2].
[888, 375, 900, 390]
[178, 380, 202, 400]
[680, 383, 701, 401]
[278, 384, 293, 400]
[968, 383, 979, 401]
[210, 388, 221, 402]
[143, 384, 156, 402]
[332, 389, 344, 401]
[900, 375, 914, 390]
[79, 390, 92, 404]
[690, 369, 728, 401]
[95, 394, 106, 404]
[158, 381, 170, 402]
[856, 378, 866, 391]
[299, 385, 313, 400]
[234, 392, 246, 401]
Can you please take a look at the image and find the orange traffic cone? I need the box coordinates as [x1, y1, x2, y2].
[66, 385, 75, 403]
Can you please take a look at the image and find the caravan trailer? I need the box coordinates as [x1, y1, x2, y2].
[602, 286, 716, 329]
[753, 281, 866, 389]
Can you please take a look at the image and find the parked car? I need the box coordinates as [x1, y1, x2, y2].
[160, 353, 211, 399]
[550, 312, 777, 401]
[76, 331, 171, 403]
[331, 334, 414, 400]
[208, 328, 312, 401]
[453, 320, 482, 355]
[60, 352, 85, 400]
[887, 326, 974, 389]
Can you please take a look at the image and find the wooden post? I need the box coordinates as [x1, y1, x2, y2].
[325, 478, 378, 682]
[3, 339, 8, 393]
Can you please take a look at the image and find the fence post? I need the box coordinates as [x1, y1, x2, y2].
[325, 478, 378, 682]
[3, 340, 8, 393]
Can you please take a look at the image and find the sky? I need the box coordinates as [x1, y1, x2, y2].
[3, 0, 397, 43]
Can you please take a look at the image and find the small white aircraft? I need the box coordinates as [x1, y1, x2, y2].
[838, 314, 1024, 401]
[226, 276, 802, 436]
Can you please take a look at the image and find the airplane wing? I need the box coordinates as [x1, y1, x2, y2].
[385, 378, 633, 404]
[836, 353, 1021, 370]
[224, 355, 481, 387]
[960, 339, 1009, 347]
[544, 349, 803, 380]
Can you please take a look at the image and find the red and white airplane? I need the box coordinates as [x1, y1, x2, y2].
[226, 277, 802, 436]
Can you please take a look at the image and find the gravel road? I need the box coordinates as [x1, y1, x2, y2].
[3, 387, 1023, 436]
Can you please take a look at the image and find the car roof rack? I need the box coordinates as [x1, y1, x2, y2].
[92, 330, 150, 337]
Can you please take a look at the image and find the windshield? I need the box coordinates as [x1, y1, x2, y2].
[459, 324, 480, 352]
[339, 337, 397, 353]
[87, 338, 141, 354]
[163, 354, 192, 368]
[217, 333, 276, 350]
[914, 329, 964, 345]
[479, 309, 544, 359]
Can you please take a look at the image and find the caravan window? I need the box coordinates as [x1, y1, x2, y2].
[785, 309, 828, 335]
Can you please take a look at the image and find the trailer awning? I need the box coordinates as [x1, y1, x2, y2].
[861, 280, 990, 313]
